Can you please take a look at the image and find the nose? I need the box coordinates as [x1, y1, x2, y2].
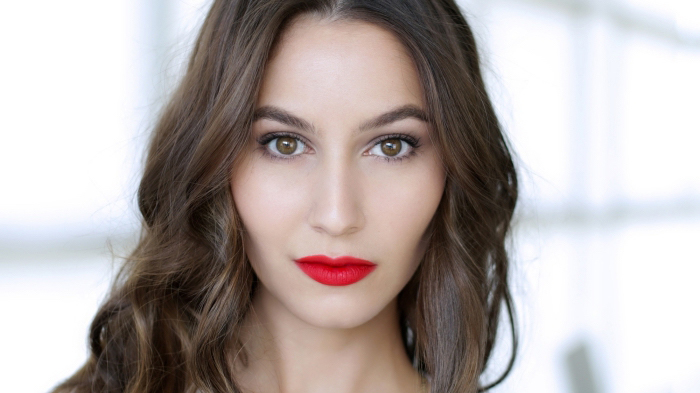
[307, 158, 365, 237]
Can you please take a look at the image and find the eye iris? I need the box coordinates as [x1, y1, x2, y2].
[276, 137, 297, 155]
[381, 139, 401, 156]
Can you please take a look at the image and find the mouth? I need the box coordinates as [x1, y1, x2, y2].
[294, 255, 377, 286]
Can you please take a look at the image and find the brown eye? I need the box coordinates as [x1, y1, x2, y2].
[262, 135, 307, 158]
[380, 139, 401, 156]
[276, 137, 297, 155]
[367, 134, 419, 162]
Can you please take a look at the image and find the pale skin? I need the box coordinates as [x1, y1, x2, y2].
[231, 14, 445, 393]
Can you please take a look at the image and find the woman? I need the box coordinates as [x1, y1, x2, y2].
[53, 0, 518, 392]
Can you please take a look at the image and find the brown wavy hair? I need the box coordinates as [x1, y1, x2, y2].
[53, 0, 518, 392]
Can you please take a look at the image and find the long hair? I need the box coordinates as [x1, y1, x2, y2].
[53, 1, 518, 392]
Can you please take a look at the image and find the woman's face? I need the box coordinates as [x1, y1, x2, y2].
[231, 15, 445, 328]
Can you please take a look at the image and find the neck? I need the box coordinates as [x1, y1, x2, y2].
[233, 286, 424, 393]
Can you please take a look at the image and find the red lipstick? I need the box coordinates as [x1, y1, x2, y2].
[294, 255, 377, 286]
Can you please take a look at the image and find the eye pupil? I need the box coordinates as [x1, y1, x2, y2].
[381, 139, 401, 156]
[276, 137, 297, 155]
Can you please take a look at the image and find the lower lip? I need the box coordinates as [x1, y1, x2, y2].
[295, 262, 376, 286]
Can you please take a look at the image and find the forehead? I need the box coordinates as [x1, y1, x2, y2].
[257, 15, 425, 123]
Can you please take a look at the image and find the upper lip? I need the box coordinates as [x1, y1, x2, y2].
[294, 255, 376, 266]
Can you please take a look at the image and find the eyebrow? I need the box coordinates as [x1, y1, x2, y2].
[252, 104, 430, 134]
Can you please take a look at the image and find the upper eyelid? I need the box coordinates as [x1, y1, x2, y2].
[258, 131, 421, 161]
[257, 131, 312, 146]
[256, 131, 421, 162]
[373, 133, 420, 147]
[257, 131, 418, 147]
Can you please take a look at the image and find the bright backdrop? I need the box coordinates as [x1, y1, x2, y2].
[1, 1, 698, 392]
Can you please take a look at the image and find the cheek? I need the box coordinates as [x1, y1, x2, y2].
[365, 156, 445, 261]
[231, 158, 309, 251]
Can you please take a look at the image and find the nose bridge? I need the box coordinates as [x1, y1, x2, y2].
[308, 153, 364, 236]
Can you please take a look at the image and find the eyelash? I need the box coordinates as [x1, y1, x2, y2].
[256, 132, 422, 163]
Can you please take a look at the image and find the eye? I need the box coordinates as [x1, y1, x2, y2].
[372, 138, 404, 157]
[258, 132, 310, 159]
[270, 136, 304, 156]
[367, 134, 421, 161]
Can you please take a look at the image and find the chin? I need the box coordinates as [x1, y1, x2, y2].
[291, 295, 393, 330]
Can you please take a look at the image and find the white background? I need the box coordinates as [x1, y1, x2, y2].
[1, 0, 699, 392]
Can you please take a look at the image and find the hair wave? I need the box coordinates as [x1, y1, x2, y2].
[54, 1, 518, 392]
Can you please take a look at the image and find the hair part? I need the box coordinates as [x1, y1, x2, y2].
[53, 1, 518, 392]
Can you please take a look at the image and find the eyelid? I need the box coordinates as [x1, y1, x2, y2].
[370, 133, 420, 148]
[256, 131, 312, 161]
[257, 131, 312, 147]
[256, 131, 422, 162]
[364, 133, 422, 163]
